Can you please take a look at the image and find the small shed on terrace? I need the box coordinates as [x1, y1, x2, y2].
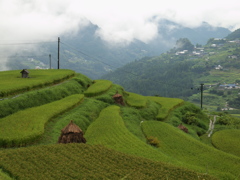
[58, 120, 86, 144]
[20, 69, 29, 78]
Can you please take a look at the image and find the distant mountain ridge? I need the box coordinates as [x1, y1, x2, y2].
[7, 19, 231, 79]
[101, 29, 240, 110]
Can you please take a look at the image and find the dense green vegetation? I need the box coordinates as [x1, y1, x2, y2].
[101, 31, 240, 111]
[147, 96, 184, 120]
[125, 92, 147, 108]
[212, 129, 240, 157]
[0, 69, 239, 179]
[84, 79, 112, 97]
[0, 69, 75, 97]
[0, 144, 216, 180]
[0, 94, 84, 147]
[142, 121, 240, 179]
[0, 74, 91, 118]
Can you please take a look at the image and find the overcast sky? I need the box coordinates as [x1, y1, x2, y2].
[0, 0, 240, 70]
[1, 0, 240, 44]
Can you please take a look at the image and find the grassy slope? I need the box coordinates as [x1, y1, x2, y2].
[0, 143, 216, 180]
[0, 70, 239, 179]
[141, 121, 240, 179]
[0, 69, 75, 97]
[85, 105, 175, 163]
[0, 94, 84, 147]
[147, 96, 184, 120]
[212, 129, 240, 157]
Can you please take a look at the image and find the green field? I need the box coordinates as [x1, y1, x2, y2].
[0, 94, 84, 147]
[212, 129, 240, 157]
[0, 69, 75, 97]
[125, 92, 147, 108]
[84, 79, 112, 97]
[0, 69, 239, 179]
[141, 121, 240, 179]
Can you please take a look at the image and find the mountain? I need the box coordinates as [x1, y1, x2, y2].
[6, 20, 231, 79]
[225, 28, 240, 40]
[101, 30, 240, 111]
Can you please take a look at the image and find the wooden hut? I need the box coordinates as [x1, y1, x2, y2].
[20, 69, 29, 78]
[112, 92, 125, 106]
[58, 120, 86, 144]
[178, 123, 188, 133]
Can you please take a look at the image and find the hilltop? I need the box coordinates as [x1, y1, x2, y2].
[102, 29, 240, 111]
[0, 69, 239, 179]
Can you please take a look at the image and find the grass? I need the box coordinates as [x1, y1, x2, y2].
[0, 169, 12, 180]
[0, 143, 216, 180]
[125, 92, 147, 108]
[33, 98, 108, 145]
[85, 105, 174, 163]
[147, 96, 184, 120]
[141, 120, 240, 179]
[212, 129, 240, 157]
[0, 94, 84, 147]
[84, 79, 112, 97]
[0, 79, 87, 118]
[0, 69, 239, 179]
[0, 69, 75, 97]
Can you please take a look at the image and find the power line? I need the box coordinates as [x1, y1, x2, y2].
[60, 41, 124, 69]
[60, 41, 200, 91]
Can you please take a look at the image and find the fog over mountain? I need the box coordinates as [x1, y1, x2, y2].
[0, 0, 238, 74]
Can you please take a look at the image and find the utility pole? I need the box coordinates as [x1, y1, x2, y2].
[58, 37, 60, 69]
[200, 83, 204, 109]
[49, 54, 51, 69]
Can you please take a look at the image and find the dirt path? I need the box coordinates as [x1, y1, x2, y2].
[207, 115, 218, 137]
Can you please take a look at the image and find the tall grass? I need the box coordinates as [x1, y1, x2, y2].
[94, 84, 124, 104]
[212, 129, 240, 157]
[0, 69, 75, 97]
[85, 105, 175, 163]
[0, 143, 216, 180]
[125, 92, 147, 108]
[147, 96, 184, 120]
[35, 98, 108, 145]
[84, 79, 112, 97]
[0, 94, 84, 147]
[142, 120, 240, 179]
[0, 79, 85, 118]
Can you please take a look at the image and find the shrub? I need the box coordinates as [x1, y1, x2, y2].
[146, 136, 160, 147]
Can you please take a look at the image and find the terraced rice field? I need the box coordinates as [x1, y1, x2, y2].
[0, 69, 239, 179]
[212, 129, 240, 157]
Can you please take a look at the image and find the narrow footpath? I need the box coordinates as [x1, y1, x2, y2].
[207, 115, 218, 137]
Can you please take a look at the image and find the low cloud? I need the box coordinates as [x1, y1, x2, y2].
[1, 0, 240, 69]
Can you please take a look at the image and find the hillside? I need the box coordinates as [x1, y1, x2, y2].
[0, 69, 239, 179]
[5, 20, 230, 79]
[102, 30, 240, 111]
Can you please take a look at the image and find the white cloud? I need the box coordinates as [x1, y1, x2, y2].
[1, 0, 240, 69]
[2, 0, 240, 43]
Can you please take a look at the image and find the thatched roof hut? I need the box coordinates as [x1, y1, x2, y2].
[112, 92, 125, 106]
[58, 120, 86, 144]
[178, 123, 188, 133]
